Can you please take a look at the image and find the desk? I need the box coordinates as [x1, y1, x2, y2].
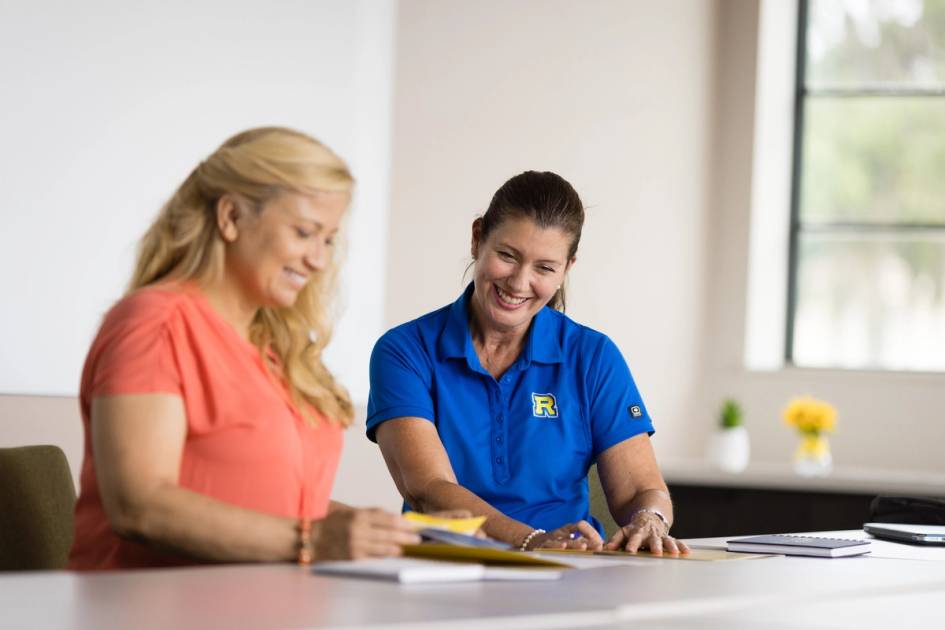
[3, 532, 945, 630]
[688, 527, 945, 562]
[660, 461, 945, 538]
[662, 461, 945, 496]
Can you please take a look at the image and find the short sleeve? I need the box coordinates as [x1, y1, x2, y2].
[366, 329, 435, 442]
[85, 292, 183, 399]
[587, 335, 654, 457]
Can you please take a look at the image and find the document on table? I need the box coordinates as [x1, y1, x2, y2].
[537, 548, 769, 561]
[403, 542, 571, 567]
[312, 558, 563, 583]
[528, 552, 654, 569]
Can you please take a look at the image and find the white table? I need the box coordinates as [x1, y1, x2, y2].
[661, 460, 945, 496]
[3, 533, 944, 629]
[688, 528, 945, 562]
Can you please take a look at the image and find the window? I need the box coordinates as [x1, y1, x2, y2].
[787, 0, 945, 370]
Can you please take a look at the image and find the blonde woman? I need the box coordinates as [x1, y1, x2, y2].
[69, 128, 419, 570]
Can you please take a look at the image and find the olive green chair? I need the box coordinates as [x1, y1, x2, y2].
[0, 445, 76, 570]
[588, 463, 619, 539]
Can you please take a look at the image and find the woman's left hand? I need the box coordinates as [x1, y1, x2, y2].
[530, 520, 604, 551]
[604, 511, 689, 555]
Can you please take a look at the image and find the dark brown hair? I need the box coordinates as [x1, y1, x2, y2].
[478, 170, 584, 311]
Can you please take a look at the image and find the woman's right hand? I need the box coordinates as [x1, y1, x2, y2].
[310, 508, 421, 561]
[529, 520, 604, 551]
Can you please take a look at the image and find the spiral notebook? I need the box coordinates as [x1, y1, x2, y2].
[726, 534, 872, 558]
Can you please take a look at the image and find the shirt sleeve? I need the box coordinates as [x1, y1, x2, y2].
[587, 334, 654, 458]
[85, 292, 183, 399]
[366, 328, 435, 442]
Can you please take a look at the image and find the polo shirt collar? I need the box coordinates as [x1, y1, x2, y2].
[438, 284, 473, 362]
[526, 304, 564, 365]
[437, 283, 564, 367]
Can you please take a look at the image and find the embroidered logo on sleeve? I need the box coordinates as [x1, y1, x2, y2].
[628, 405, 643, 419]
[532, 393, 559, 418]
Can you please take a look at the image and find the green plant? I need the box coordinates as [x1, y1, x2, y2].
[719, 398, 743, 429]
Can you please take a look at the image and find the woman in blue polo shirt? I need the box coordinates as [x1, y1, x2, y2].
[367, 171, 688, 555]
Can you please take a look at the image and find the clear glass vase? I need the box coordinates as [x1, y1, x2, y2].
[793, 433, 832, 477]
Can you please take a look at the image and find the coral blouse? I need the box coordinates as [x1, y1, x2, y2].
[68, 284, 343, 570]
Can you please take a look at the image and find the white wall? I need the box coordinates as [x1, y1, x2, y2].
[0, 0, 400, 507]
[0, 0, 394, 405]
[386, 0, 717, 462]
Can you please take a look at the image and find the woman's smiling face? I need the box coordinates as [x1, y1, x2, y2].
[470, 215, 575, 335]
[223, 190, 348, 309]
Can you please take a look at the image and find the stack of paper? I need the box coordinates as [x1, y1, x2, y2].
[312, 558, 562, 584]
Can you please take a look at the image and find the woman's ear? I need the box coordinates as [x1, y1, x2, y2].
[216, 195, 241, 243]
[470, 218, 483, 259]
[566, 256, 577, 271]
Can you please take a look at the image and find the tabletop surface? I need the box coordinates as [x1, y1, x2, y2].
[660, 458, 945, 495]
[687, 527, 945, 561]
[3, 531, 945, 630]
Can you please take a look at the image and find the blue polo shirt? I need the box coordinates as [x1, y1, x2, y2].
[366, 283, 654, 536]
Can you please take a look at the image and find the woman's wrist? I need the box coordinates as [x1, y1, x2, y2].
[296, 517, 314, 564]
[628, 507, 670, 535]
[519, 528, 546, 551]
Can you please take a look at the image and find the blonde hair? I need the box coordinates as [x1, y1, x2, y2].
[129, 127, 354, 426]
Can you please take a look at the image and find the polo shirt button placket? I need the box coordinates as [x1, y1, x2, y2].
[489, 375, 511, 483]
[494, 409, 510, 482]
[488, 378, 502, 479]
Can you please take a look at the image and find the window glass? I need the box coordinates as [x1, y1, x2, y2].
[790, 0, 945, 371]
[800, 97, 945, 225]
[807, 0, 945, 89]
[793, 233, 945, 370]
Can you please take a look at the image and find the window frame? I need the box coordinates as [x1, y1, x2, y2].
[784, 0, 945, 369]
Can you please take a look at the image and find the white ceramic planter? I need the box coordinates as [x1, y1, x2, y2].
[707, 426, 750, 473]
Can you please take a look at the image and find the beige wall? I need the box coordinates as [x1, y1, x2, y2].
[4, 0, 942, 513]
[386, 0, 718, 462]
[2, 0, 722, 510]
[0, 396, 84, 490]
[386, 0, 945, 475]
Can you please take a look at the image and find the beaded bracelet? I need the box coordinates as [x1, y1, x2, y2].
[519, 528, 546, 551]
[297, 518, 314, 565]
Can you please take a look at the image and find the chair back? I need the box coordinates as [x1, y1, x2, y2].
[0, 445, 77, 570]
[588, 463, 619, 539]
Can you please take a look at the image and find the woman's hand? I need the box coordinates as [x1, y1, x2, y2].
[310, 508, 421, 561]
[604, 511, 689, 555]
[529, 520, 604, 551]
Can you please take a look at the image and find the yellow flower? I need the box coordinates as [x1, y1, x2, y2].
[782, 397, 837, 435]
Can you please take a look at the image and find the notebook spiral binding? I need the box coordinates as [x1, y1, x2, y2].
[780, 534, 859, 542]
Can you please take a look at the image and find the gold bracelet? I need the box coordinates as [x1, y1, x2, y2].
[297, 518, 314, 565]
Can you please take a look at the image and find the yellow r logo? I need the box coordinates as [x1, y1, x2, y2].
[532, 393, 558, 418]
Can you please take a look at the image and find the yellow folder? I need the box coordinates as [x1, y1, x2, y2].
[403, 544, 572, 568]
